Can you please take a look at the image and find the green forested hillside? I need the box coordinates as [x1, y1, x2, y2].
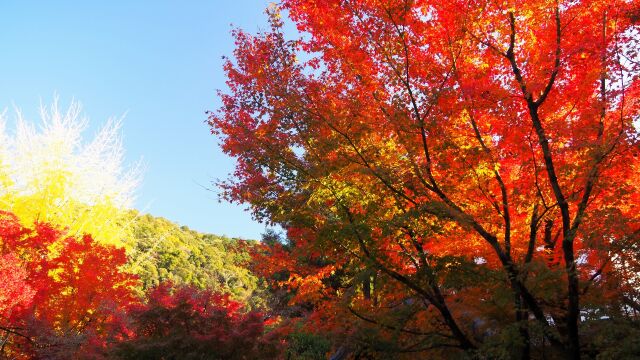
[123, 211, 260, 301]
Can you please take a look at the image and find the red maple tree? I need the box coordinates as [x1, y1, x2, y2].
[0, 211, 138, 359]
[211, 1, 640, 358]
[111, 282, 282, 359]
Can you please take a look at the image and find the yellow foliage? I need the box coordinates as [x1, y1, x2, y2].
[0, 99, 141, 248]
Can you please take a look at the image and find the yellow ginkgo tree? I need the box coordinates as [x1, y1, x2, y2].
[0, 99, 142, 247]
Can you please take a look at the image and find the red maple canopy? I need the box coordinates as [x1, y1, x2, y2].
[211, 0, 640, 358]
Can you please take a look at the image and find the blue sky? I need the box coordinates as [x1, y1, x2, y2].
[0, 0, 276, 239]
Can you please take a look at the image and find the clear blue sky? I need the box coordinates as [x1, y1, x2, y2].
[0, 0, 275, 239]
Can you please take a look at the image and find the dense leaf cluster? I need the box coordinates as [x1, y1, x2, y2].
[111, 283, 280, 360]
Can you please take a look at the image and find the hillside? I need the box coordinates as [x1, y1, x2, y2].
[123, 211, 260, 302]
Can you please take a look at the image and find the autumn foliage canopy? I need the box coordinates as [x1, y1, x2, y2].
[0, 211, 277, 359]
[211, 0, 640, 358]
[111, 282, 280, 359]
[1, 0, 639, 358]
[0, 211, 137, 358]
